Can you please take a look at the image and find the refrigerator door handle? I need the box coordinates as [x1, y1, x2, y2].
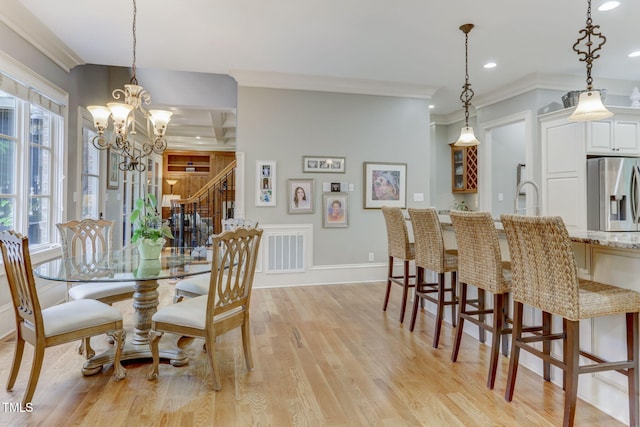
[632, 165, 640, 223]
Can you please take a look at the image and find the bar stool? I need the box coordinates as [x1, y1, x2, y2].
[408, 208, 458, 348]
[449, 210, 512, 389]
[381, 206, 415, 323]
[501, 214, 640, 427]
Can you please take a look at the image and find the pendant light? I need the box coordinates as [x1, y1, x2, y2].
[568, 0, 613, 122]
[454, 23, 480, 147]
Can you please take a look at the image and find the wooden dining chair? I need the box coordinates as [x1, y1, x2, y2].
[147, 227, 263, 390]
[381, 206, 416, 324]
[408, 208, 458, 348]
[57, 218, 136, 358]
[0, 230, 126, 406]
[501, 214, 640, 427]
[175, 219, 259, 303]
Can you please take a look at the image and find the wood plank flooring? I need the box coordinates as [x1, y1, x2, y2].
[0, 281, 624, 426]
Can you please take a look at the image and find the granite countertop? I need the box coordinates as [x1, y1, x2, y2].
[437, 214, 640, 250]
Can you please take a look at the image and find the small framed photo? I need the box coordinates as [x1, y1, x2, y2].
[330, 182, 341, 192]
[256, 160, 276, 207]
[303, 156, 346, 173]
[107, 148, 119, 189]
[363, 162, 407, 209]
[323, 192, 348, 228]
[288, 178, 314, 214]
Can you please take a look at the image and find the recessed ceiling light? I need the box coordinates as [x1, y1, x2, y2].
[483, 62, 497, 69]
[629, 51, 640, 58]
[195, 136, 201, 139]
[599, 1, 620, 11]
[429, 105, 435, 109]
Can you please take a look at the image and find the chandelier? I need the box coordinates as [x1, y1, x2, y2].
[454, 23, 480, 147]
[568, 0, 613, 122]
[88, 0, 172, 172]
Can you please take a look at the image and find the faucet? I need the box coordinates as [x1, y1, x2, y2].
[514, 180, 540, 216]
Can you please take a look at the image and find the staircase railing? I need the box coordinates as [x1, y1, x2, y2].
[168, 160, 237, 249]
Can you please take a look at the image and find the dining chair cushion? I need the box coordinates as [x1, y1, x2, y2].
[34, 299, 123, 337]
[68, 281, 136, 301]
[153, 295, 243, 330]
[174, 274, 210, 296]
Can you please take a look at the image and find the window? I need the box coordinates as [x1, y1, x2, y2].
[0, 68, 65, 249]
[81, 127, 100, 219]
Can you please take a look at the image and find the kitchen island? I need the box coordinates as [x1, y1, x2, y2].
[437, 214, 640, 425]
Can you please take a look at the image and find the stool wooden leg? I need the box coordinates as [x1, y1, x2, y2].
[450, 271, 458, 328]
[505, 301, 523, 402]
[383, 256, 393, 312]
[433, 272, 445, 348]
[563, 320, 579, 427]
[488, 293, 504, 390]
[501, 293, 510, 357]
[627, 312, 639, 427]
[409, 267, 423, 332]
[451, 281, 468, 362]
[399, 260, 410, 323]
[478, 288, 486, 343]
[543, 311, 552, 382]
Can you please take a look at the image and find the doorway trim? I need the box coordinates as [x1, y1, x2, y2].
[478, 110, 534, 214]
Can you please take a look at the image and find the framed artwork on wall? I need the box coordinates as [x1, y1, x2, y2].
[323, 192, 348, 228]
[288, 178, 314, 214]
[363, 162, 407, 209]
[107, 148, 119, 189]
[256, 160, 276, 207]
[302, 156, 346, 173]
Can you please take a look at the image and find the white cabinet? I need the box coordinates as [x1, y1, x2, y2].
[586, 109, 640, 155]
[540, 111, 587, 229]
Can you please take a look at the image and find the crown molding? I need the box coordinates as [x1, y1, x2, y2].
[0, 0, 84, 72]
[432, 72, 640, 125]
[230, 69, 438, 99]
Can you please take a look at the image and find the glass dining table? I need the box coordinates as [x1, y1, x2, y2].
[34, 246, 212, 375]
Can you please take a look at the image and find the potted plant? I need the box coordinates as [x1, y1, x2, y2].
[130, 193, 174, 259]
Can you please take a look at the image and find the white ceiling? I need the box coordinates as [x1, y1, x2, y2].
[5, 0, 640, 147]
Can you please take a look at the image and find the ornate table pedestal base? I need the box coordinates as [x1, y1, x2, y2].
[81, 278, 189, 375]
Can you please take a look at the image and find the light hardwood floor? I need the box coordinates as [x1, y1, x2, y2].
[0, 281, 624, 426]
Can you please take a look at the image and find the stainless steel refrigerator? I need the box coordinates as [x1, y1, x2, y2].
[587, 157, 640, 231]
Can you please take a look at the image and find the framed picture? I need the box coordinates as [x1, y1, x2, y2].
[256, 160, 276, 207]
[107, 148, 119, 189]
[288, 178, 314, 214]
[331, 182, 341, 192]
[303, 156, 346, 173]
[323, 192, 348, 228]
[363, 162, 407, 209]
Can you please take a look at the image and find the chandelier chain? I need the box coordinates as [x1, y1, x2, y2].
[130, 0, 138, 85]
[459, 24, 475, 127]
[572, 0, 606, 91]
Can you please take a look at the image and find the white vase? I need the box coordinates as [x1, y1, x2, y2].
[137, 238, 166, 260]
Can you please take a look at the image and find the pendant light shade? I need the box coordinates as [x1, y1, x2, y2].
[455, 126, 480, 147]
[454, 23, 479, 147]
[568, 90, 613, 122]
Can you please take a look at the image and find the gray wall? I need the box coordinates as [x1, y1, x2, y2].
[237, 87, 430, 266]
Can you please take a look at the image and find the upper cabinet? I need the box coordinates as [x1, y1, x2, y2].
[450, 144, 478, 193]
[586, 108, 640, 156]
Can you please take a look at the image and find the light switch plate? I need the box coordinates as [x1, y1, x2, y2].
[413, 193, 424, 202]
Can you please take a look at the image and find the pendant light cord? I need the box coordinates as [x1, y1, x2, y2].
[130, 0, 138, 85]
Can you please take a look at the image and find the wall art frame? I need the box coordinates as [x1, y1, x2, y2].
[302, 156, 346, 173]
[363, 161, 407, 209]
[323, 192, 349, 228]
[288, 178, 314, 214]
[256, 160, 276, 207]
[107, 148, 120, 190]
